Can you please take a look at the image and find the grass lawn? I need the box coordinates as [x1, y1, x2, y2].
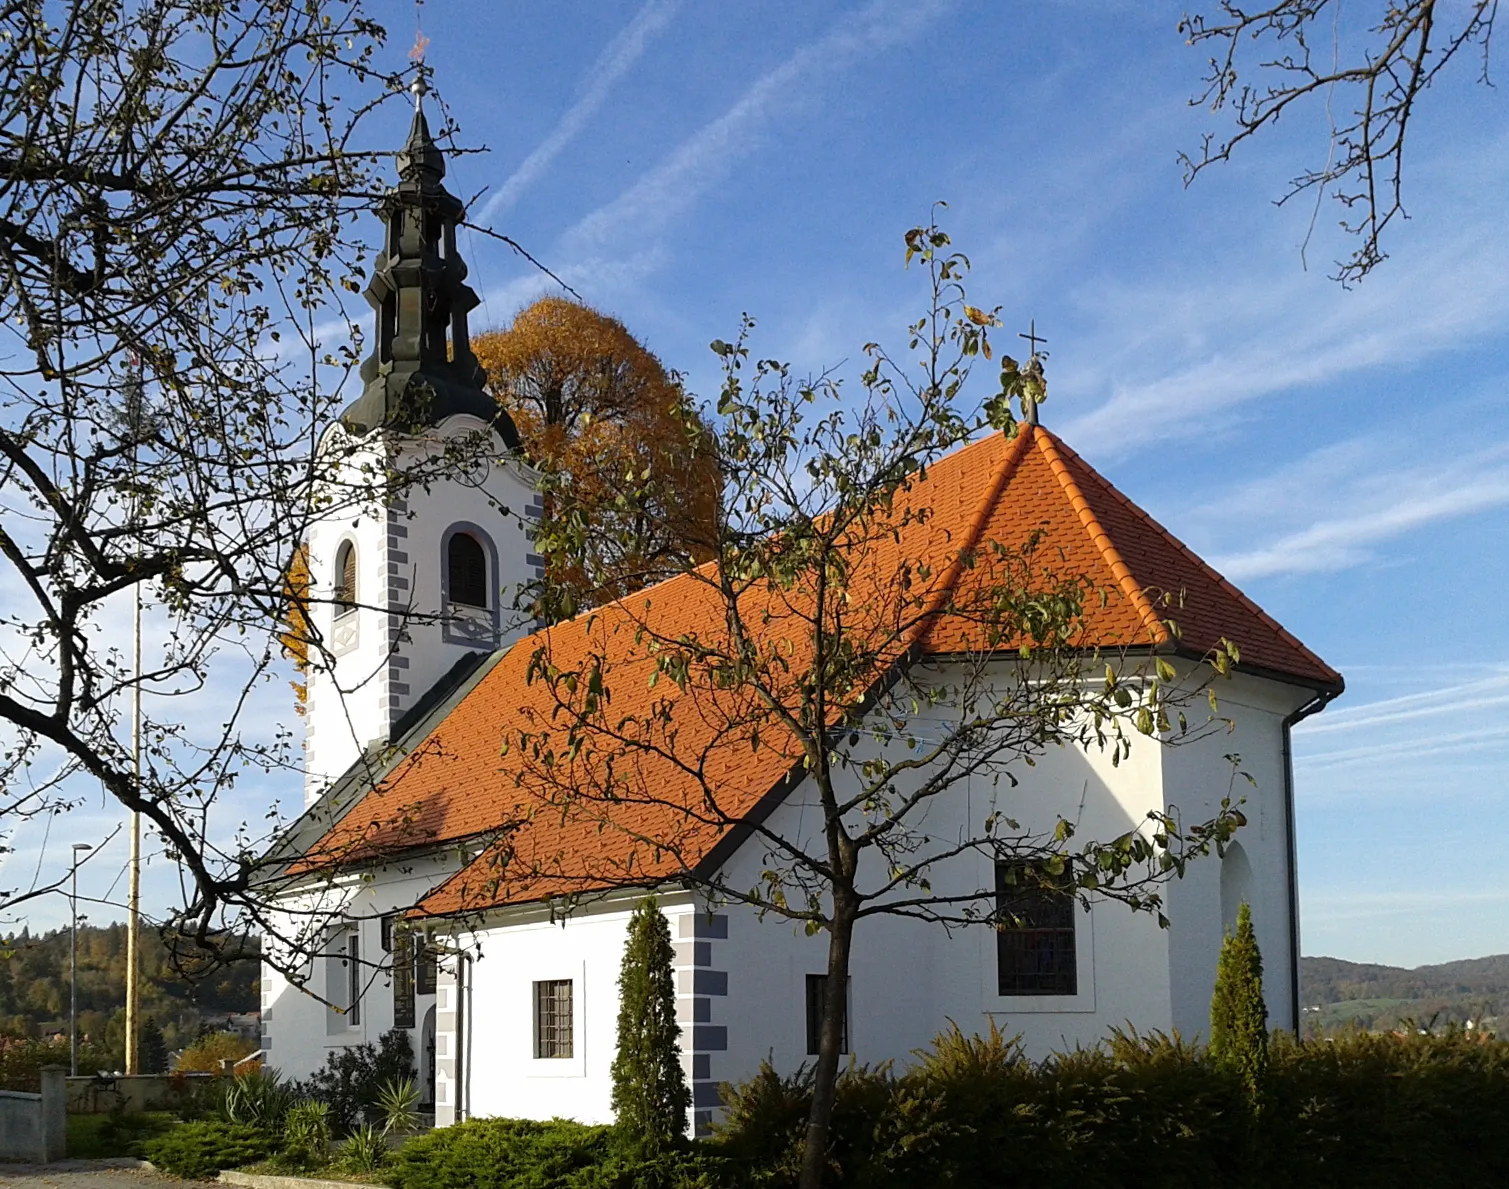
[67, 1110, 180, 1159]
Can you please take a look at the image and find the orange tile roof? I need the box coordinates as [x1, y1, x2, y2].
[290, 424, 1339, 917]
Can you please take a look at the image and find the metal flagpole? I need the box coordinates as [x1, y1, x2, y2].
[69, 843, 92, 1075]
[124, 351, 144, 1076]
[125, 585, 141, 1074]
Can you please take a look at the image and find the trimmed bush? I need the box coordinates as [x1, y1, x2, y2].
[711, 1025, 1509, 1189]
[141, 1120, 274, 1179]
[386, 1116, 731, 1189]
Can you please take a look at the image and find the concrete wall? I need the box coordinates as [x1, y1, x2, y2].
[0, 1067, 66, 1162]
[65, 1072, 214, 1115]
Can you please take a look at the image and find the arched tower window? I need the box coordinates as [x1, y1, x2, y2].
[334, 541, 357, 617]
[1220, 841, 1254, 933]
[447, 532, 488, 609]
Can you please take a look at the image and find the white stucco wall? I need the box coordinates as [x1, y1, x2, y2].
[704, 676, 1175, 1081]
[302, 416, 540, 803]
[269, 658, 1318, 1130]
[431, 663, 1316, 1131]
[261, 853, 463, 1088]
[1159, 671, 1314, 1036]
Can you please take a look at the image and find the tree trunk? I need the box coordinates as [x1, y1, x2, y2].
[797, 894, 857, 1189]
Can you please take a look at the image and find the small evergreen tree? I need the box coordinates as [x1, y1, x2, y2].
[1210, 901, 1269, 1097]
[611, 896, 691, 1154]
[139, 1018, 169, 1074]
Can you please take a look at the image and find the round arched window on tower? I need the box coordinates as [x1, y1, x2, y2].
[447, 531, 489, 609]
[334, 541, 357, 617]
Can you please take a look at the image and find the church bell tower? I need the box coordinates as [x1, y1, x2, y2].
[301, 77, 542, 806]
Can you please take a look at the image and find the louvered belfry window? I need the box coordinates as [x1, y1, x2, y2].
[447, 532, 488, 608]
[334, 541, 357, 616]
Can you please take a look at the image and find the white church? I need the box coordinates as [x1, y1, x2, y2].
[260, 96, 1343, 1134]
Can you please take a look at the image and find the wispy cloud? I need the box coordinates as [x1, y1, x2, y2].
[1297, 672, 1509, 736]
[1297, 727, 1509, 772]
[560, 0, 953, 265]
[1057, 137, 1509, 460]
[477, 0, 680, 225]
[1211, 462, 1509, 580]
[1169, 426, 1509, 581]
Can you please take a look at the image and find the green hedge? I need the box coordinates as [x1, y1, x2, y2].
[385, 1117, 730, 1189]
[141, 1120, 275, 1179]
[708, 1026, 1509, 1189]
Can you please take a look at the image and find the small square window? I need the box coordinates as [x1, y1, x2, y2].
[995, 862, 1077, 996]
[805, 974, 848, 1056]
[534, 979, 574, 1059]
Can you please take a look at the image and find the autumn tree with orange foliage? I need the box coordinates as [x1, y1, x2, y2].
[473, 298, 719, 617]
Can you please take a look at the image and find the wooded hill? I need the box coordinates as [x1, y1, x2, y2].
[1300, 953, 1509, 1034]
[0, 922, 259, 1055]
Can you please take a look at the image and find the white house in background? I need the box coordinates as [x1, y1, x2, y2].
[259, 99, 1343, 1134]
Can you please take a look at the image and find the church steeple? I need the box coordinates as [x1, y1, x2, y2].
[342, 75, 519, 447]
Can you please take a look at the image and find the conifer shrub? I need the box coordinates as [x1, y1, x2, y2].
[141, 1119, 273, 1179]
[611, 896, 692, 1156]
[385, 1116, 732, 1189]
[1210, 901, 1269, 1098]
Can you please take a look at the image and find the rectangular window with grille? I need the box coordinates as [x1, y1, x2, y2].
[805, 974, 848, 1056]
[534, 979, 574, 1059]
[995, 862, 1078, 996]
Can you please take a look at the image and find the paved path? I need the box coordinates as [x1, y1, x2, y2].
[0, 1161, 209, 1189]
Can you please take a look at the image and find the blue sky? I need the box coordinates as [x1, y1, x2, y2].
[9, 1, 1507, 969]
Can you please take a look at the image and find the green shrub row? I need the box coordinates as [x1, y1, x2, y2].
[712, 1025, 1509, 1189]
[141, 1120, 275, 1179]
[386, 1117, 730, 1189]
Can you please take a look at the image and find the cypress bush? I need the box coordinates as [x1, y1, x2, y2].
[610, 896, 692, 1155]
[1210, 901, 1268, 1098]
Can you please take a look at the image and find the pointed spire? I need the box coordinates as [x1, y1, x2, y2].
[397, 70, 445, 184]
[340, 70, 518, 448]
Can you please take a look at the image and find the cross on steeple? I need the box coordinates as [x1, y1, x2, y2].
[1016, 319, 1048, 427]
[1017, 318, 1047, 361]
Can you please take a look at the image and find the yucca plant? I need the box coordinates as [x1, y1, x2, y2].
[217, 1069, 293, 1130]
[341, 1122, 389, 1174]
[374, 1076, 420, 1136]
[281, 1100, 332, 1169]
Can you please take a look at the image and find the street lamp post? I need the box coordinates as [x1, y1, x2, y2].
[69, 842, 93, 1076]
